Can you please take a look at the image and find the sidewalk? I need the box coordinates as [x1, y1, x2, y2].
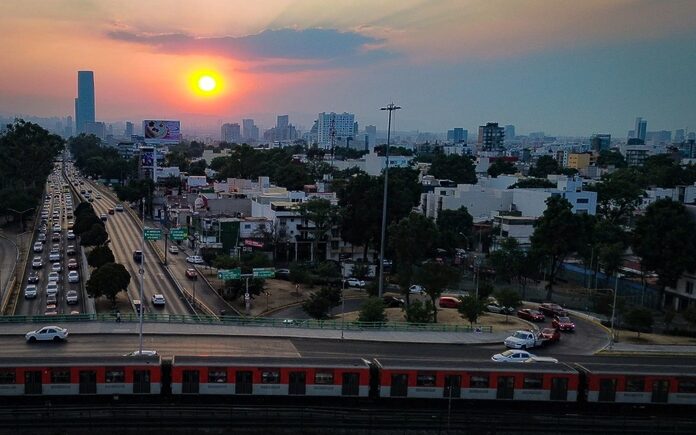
[602, 342, 696, 355]
[1, 321, 508, 345]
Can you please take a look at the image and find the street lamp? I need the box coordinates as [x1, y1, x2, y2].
[341, 277, 346, 340]
[377, 103, 401, 298]
[609, 272, 623, 349]
[138, 197, 146, 354]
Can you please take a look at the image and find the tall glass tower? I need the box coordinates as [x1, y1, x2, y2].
[75, 71, 95, 134]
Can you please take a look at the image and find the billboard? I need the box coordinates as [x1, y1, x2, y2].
[143, 120, 181, 144]
[140, 147, 155, 169]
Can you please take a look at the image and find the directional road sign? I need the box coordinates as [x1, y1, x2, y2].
[169, 227, 188, 241]
[218, 268, 241, 280]
[253, 267, 275, 279]
[143, 228, 162, 241]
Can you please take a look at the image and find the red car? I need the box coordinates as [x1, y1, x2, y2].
[438, 296, 461, 309]
[552, 315, 576, 331]
[67, 259, 79, 270]
[517, 308, 545, 322]
[538, 303, 567, 317]
[185, 268, 198, 280]
[539, 327, 561, 344]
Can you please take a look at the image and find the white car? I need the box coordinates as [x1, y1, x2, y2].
[32, 256, 44, 268]
[124, 350, 158, 357]
[24, 284, 38, 299]
[346, 278, 365, 288]
[67, 270, 79, 283]
[168, 245, 179, 254]
[66, 290, 78, 304]
[33, 242, 43, 253]
[51, 262, 62, 272]
[409, 285, 426, 294]
[46, 282, 59, 296]
[487, 302, 514, 314]
[151, 294, 166, 306]
[48, 271, 61, 282]
[25, 326, 68, 342]
[491, 350, 559, 363]
[504, 330, 544, 349]
[49, 250, 60, 262]
[115, 204, 124, 212]
[186, 255, 204, 264]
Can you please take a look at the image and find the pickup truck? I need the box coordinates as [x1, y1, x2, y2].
[504, 330, 546, 349]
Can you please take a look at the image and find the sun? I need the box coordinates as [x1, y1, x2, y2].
[198, 75, 216, 92]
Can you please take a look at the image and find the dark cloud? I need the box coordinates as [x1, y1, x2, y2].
[107, 27, 393, 69]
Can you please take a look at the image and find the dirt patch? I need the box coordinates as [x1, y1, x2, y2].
[617, 330, 696, 346]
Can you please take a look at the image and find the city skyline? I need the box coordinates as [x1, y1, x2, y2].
[2, 1, 696, 137]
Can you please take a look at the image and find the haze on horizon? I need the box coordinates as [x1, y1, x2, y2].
[2, 0, 696, 137]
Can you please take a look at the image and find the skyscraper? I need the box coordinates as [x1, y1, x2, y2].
[222, 123, 241, 142]
[446, 128, 467, 143]
[125, 122, 134, 138]
[75, 71, 95, 134]
[477, 122, 505, 151]
[242, 119, 259, 141]
[591, 134, 611, 152]
[504, 125, 515, 142]
[634, 117, 647, 142]
[276, 115, 289, 131]
[316, 112, 355, 148]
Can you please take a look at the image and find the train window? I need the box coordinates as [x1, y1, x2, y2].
[416, 373, 436, 387]
[51, 369, 71, 384]
[208, 368, 227, 383]
[678, 379, 696, 393]
[523, 376, 543, 389]
[314, 371, 334, 384]
[262, 370, 280, 384]
[106, 368, 125, 383]
[0, 370, 16, 384]
[470, 375, 489, 388]
[626, 378, 645, 392]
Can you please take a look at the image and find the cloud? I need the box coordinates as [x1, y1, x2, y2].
[107, 27, 394, 70]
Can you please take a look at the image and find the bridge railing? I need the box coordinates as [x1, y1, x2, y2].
[0, 313, 493, 333]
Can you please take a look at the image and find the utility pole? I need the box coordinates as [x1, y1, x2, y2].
[138, 197, 146, 354]
[377, 103, 401, 298]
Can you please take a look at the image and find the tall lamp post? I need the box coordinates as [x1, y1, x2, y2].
[377, 103, 401, 298]
[138, 198, 146, 354]
[609, 272, 623, 349]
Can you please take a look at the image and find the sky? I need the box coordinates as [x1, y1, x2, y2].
[1, 0, 696, 137]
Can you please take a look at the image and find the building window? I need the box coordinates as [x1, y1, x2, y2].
[416, 373, 436, 387]
[51, 369, 71, 384]
[625, 378, 645, 392]
[686, 281, 694, 295]
[314, 372, 334, 385]
[523, 376, 543, 389]
[0, 370, 15, 384]
[577, 198, 589, 204]
[262, 370, 280, 384]
[208, 368, 227, 383]
[244, 224, 251, 229]
[470, 375, 489, 388]
[106, 368, 125, 383]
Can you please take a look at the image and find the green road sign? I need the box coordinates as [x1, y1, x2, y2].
[253, 267, 275, 278]
[218, 268, 241, 280]
[169, 228, 188, 241]
[143, 228, 162, 241]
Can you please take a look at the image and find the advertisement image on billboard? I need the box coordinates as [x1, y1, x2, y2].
[143, 120, 181, 144]
[141, 147, 155, 168]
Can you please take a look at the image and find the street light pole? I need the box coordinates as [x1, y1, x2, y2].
[610, 272, 620, 349]
[341, 277, 346, 340]
[138, 198, 146, 354]
[378, 103, 401, 298]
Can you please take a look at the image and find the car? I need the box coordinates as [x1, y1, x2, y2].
[133, 250, 143, 263]
[66, 290, 78, 304]
[133, 299, 142, 314]
[33, 242, 43, 253]
[51, 262, 62, 272]
[67, 270, 79, 283]
[115, 204, 124, 212]
[275, 268, 290, 279]
[37, 233, 47, 243]
[438, 296, 461, 308]
[51, 232, 61, 242]
[49, 250, 60, 262]
[95, 194, 101, 199]
[67, 259, 78, 270]
[48, 271, 61, 282]
[124, 350, 158, 357]
[25, 326, 68, 342]
[32, 256, 43, 269]
[346, 278, 365, 288]
[47, 294, 57, 305]
[409, 284, 426, 294]
[486, 302, 514, 314]
[27, 272, 40, 284]
[552, 315, 576, 331]
[151, 294, 166, 306]
[67, 221, 74, 230]
[24, 285, 38, 299]
[185, 268, 198, 280]
[66, 245, 76, 256]
[100, 214, 107, 222]
[67, 230, 75, 240]
[539, 327, 561, 344]
[491, 350, 559, 363]
[168, 245, 179, 254]
[538, 302, 567, 317]
[186, 255, 204, 264]
[517, 308, 545, 322]
[108, 208, 115, 215]
[383, 295, 406, 308]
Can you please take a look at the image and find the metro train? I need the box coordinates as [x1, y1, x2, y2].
[0, 355, 695, 408]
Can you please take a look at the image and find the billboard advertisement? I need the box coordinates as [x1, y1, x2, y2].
[143, 120, 181, 144]
[141, 147, 155, 168]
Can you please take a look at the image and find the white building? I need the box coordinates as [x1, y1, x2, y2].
[492, 216, 537, 249]
[317, 112, 355, 148]
[665, 271, 696, 311]
[364, 151, 413, 176]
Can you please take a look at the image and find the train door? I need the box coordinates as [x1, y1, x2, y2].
[79, 370, 97, 394]
[341, 372, 359, 396]
[235, 371, 253, 394]
[550, 377, 568, 401]
[444, 375, 461, 398]
[651, 380, 670, 403]
[289, 371, 306, 395]
[598, 378, 616, 402]
[182, 370, 199, 394]
[496, 376, 515, 399]
[24, 370, 42, 395]
[391, 374, 409, 397]
[133, 370, 151, 394]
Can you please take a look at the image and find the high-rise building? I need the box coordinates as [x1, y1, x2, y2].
[277, 115, 289, 131]
[222, 123, 241, 142]
[317, 112, 355, 148]
[504, 125, 515, 142]
[242, 119, 259, 141]
[447, 128, 467, 143]
[75, 71, 95, 134]
[477, 122, 505, 151]
[591, 134, 611, 152]
[675, 129, 685, 143]
[84, 121, 105, 139]
[125, 122, 134, 138]
[634, 117, 647, 141]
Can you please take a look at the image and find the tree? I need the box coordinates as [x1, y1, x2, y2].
[87, 245, 115, 268]
[591, 169, 644, 224]
[358, 298, 387, 323]
[528, 155, 560, 178]
[682, 306, 696, 330]
[530, 196, 584, 300]
[596, 150, 627, 168]
[85, 262, 130, 306]
[274, 163, 312, 191]
[495, 288, 522, 322]
[510, 178, 555, 189]
[80, 223, 108, 247]
[624, 307, 654, 338]
[404, 300, 434, 323]
[415, 262, 460, 323]
[458, 295, 486, 326]
[435, 207, 473, 254]
[298, 198, 340, 262]
[338, 173, 380, 260]
[302, 287, 342, 320]
[429, 154, 477, 184]
[489, 237, 538, 298]
[487, 159, 517, 178]
[73, 212, 102, 236]
[633, 199, 696, 300]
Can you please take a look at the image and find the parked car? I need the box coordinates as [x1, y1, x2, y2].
[438, 296, 461, 309]
[275, 268, 290, 280]
[31, 256, 44, 269]
[383, 295, 405, 308]
[539, 327, 561, 344]
[25, 326, 68, 342]
[409, 284, 426, 294]
[168, 245, 179, 254]
[66, 290, 78, 305]
[67, 270, 79, 283]
[552, 315, 576, 332]
[346, 278, 365, 288]
[538, 302, 567, 317]
[24, 285, 38, 299]
[517, 308, 546, 322]
[151, 294, 166, 307]
[185, 268, 198, 280]
[486, 302, 514, 314]
[186, 255, 204, 264]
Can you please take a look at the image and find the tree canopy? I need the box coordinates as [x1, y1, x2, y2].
[85, 262, 131, 305]
[429, 154, 477, 184]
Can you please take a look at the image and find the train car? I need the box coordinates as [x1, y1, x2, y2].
[577, 363, 696, 405]
[374, 358, 579, 402]
[0, 356, 161, 396]
[170, 356, 371, 397]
